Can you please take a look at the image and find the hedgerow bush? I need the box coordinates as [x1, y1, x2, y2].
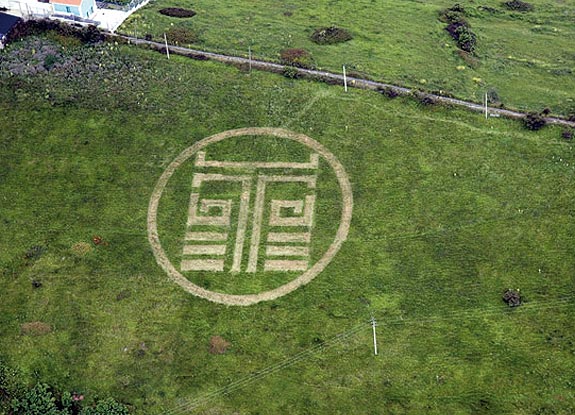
[440, 4, 477, 53]
[503, 0, 533, 12]
[7, 19, 104, 45]
[523, 111, 547, 131]
[310, 26, 353, 45]
[377, 86, 400, 99]
[282, 65, 300, 79]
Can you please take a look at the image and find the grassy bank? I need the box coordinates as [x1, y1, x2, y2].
[118, 0, 575, 116]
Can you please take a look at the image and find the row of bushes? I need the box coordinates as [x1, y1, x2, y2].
[7, 19, 105, 45]
[0, 360, 129, 415]
[439, 4, 477, 53]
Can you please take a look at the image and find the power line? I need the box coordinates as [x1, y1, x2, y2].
[161, 296, 574, 415]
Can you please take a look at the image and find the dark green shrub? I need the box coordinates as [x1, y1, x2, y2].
[447, 23, 477, 53]
[43, 54, 59, 70]
[80, 398, 129, 415]
[503, 0, 533, 11]
[523, 112, 547, 131]
[310, 26, 353, 45]
[282, 65, 300, 79]
[280, 48, 314, 69]
[487, 87, 501, 105]
[158, 7, 196, 18]
[0, 360, 24, 409]
[439, 4, 466, 23]
[441, 4, 477, 53]
[561, 129, 573, 140]
[7, 19, 103, 45]
[377, 86, 400, 98]
[11, 383, 64, 415]
[412, 91, 438, 106]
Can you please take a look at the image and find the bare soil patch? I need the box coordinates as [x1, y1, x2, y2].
[209, 336, 230, 354]
[71, 241, 92, 257]
[21, 322, 52, 336]
[159, 7, 196, 18]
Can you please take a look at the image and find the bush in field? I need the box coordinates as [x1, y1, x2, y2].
[0, 360, 24, 411]
[11, 383, 63, 415]
[487, 87, 502, 106]
[439, 3, 466, 24]
[166, 27, 199, 45]
[158, 8, 196, 18]
[446, 22, 477, 53]
[561, 129, 573, 141]
[440, 4, 477, 53]
[310, 26, 353, 45]
[503, 0, 533, 12]
[80, 398, 129, 415]
[523, 111, 547, 131]
[280, 48, 314, 69]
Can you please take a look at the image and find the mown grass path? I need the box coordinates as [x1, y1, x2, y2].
[119, 34, 575, 128]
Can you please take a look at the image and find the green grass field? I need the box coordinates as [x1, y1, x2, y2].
[1, 35, 575, 414]
[118, 0, 575, 116]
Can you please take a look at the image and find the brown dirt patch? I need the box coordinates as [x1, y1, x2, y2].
[159, 7, 196, 18]
[71, 241, 92, 256]
[280, 48, 314, 69]
[209, 336, 231, 354]
[166, 27, 199, 45]
[21, 321, 52, 336]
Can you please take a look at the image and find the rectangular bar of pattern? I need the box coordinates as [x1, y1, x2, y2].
[182, 245, 227, 256]
[266, 246, 310, 257]
[181, 259, 225, 272]
[185, 232, 228, 241]
[264, 260, 309, 272]
[267, 232, 311, 243]
[195, 152, 319, 170]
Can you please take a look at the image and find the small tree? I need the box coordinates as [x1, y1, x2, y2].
[523, 111, 547, 131]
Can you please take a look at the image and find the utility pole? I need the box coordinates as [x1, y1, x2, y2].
[343, 65, 348, 92]
[370, 316, 378, 356]
[164, 33, 170, 60]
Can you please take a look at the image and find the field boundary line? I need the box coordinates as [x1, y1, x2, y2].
[115, 34, 575, 128]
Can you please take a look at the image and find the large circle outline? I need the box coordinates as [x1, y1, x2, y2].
[147, 127, 353, 306]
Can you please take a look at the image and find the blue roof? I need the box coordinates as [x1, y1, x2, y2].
[0, 12, 22, 37]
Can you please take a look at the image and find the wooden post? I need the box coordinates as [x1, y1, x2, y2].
[248, 46, 252, 73]
[485, 92, 488, 119]
[164, 33, 170, 60]
[343, 65, 348, 92]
